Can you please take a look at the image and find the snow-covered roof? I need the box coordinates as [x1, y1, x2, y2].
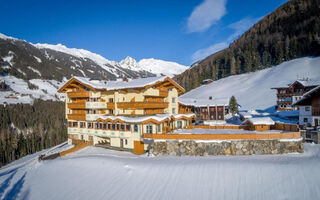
[97, 113, 195, 123]
[245, 117, 275, 125]
[179, 97, 229, 107]
[73, 76, 167, 91]
[239, 111, 253, 119]
[272, 79, 320, 89]
[60, 75, 186, 93]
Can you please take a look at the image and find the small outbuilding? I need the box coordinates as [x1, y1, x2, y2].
[244, 117, 275, 131]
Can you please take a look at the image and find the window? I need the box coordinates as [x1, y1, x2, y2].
[121, 124, 125, 131]
[103, 123, 107, 129]
[112, 124, 115, 130]
[172, 97, 176, 103]
[95, 123, 99, 129]
[133, 124, 138, 132]
[80, 122, 85, 128]
[88, 123, 92, 129]
[123, 97, 125, 101]
[146, 125, 153, 134]
[304, 118, 308, 123]
[157, 124, 161, 132]
[125, 139, 128, 145]
[99, 123, 102, 129]
[172, 108, 176, 114]
[305, 107, 310, 111]
[68, 121, 72, 127]
[126, 124, 131, 131]
[108, 123, 111, 130]
[117, 124, 120, 130]
[177, 121, 182, 129]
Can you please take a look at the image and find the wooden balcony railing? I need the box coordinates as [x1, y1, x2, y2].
[312, 107, 320, 116]
[277, 100, 292, 105]
[67, 91, 90, 98]
[67, 102, 86, 109]
[117, 101, 168, 109]
[67, 114, 86, 120]
[107, 102, 115, 109]
[277, 92, 304, 97]
[159, 90, 168, 97]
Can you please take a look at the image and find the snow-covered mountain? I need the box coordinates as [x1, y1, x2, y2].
[0, 33, 188, 104]
[180, 57, 320, 110]
[120, 56, 188, 77]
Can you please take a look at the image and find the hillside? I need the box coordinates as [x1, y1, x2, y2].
[174, 0, 320, 92]
[1, 144, 320, 200]
[179, 57, 320, 110]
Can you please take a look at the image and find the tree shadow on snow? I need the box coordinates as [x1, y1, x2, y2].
[3, 172, 27, 200]
[0, 170, 17, 198]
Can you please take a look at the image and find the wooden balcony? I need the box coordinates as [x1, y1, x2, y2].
[277, 100, 292, 105]
[312, 107, 320, 116]
[67, 114, 86, 120]
[67, 91, 90, 98]
[107, 102, 115, 109]
[159, 90, 168, 97]
[117, 101, 169, 109]
[277, 92, 303, 97]
[67, 102, 86, 109]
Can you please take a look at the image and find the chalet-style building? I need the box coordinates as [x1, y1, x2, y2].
[272, 79, 320, 111]
[178, 97, 229, 122]
[58, 76, 195, 154]
[294, 85, 320, 127]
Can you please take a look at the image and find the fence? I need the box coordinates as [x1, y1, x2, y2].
[60, 140, 93, 157]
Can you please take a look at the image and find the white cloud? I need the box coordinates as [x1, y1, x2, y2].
[227, 17, 260, 41]
[187, 0, 227, 33]
[191, 17, 260, 62]
[192, 42, 228, 62]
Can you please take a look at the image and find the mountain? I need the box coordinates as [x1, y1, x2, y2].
[179, 56, 320, 110]
[120, 56, 188, 77]
[0, 33, 188, 104]
[174, 0, 320, 92]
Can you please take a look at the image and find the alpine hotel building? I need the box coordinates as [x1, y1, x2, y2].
[58, 76, 195, 154]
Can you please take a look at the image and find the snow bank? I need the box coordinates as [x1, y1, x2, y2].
[1, 144, 320, 200]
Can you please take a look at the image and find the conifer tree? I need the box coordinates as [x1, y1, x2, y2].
[229, 96, 238, 116]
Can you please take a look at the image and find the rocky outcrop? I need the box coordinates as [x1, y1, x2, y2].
[149, 139, 303, 156]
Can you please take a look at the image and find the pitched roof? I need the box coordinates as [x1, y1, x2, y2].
[272, 79, 320, 89]
[58, 76, 185, 93]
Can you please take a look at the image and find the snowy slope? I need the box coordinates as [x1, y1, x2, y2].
[1, 144, 320, 200]
[120, 56, 188, 77]
[180, 57, 320, 110]
[0, 76, 65, 104]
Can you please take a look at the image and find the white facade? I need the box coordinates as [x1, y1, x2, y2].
[299, 106, 312, 126]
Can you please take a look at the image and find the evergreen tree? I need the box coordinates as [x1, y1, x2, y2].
[229, 96, 238, 116]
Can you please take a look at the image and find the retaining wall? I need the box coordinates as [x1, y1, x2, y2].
[149, 139, 303, 156]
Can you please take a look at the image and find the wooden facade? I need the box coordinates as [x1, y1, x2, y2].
[272, 80, 318, 111]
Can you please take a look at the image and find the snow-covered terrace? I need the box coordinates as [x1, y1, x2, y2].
[173, 128, 291, 135]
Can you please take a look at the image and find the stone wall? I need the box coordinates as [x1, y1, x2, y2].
[148, 139, 303, 156]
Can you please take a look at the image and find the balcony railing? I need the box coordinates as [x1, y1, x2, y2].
[277, 100, 292, 105]
[117, 101, 169, 109]
[277, 92, 304, 97]
[107, 102, 115, 109]
[67, 114, 86, 120]
[67, 91, 90, 98]
[312, 107, 320, 116]
[86, 114, 102, 121]
[86, 102, 106, 109]
[68, 102, 86, 109]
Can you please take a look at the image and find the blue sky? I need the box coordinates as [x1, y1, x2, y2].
[0, 0, 288, 65]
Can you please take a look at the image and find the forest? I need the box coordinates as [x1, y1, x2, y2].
[0, 100, 67, 167]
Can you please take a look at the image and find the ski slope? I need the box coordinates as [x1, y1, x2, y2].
[180, 57, 320, 110]
[1, 144, 320, 200]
